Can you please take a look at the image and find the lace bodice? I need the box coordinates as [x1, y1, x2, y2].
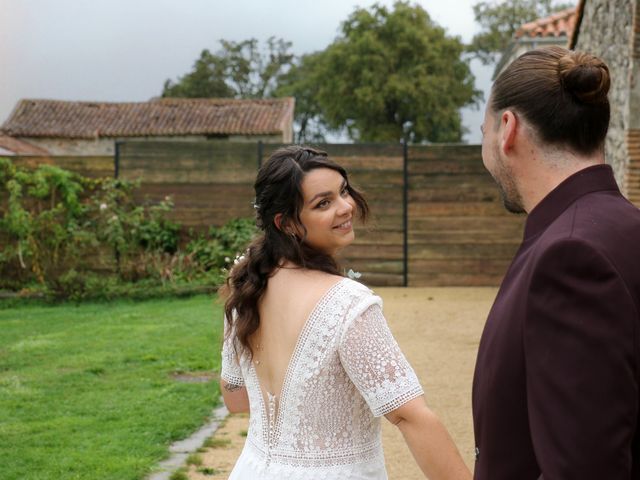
[221, 278, 424, 478]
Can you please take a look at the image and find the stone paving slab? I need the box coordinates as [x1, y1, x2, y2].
[147, 404, 229, 480]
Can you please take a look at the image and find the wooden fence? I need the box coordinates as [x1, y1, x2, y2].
[118, 141, 258, 227]
[408, 145, 523, 286]
[7, 141, 527, 286]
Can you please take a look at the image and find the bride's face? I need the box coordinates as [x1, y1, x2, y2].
[297, 168, 355, 257]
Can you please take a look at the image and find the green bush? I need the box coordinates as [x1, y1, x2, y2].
[86, 178, 182, 280]
[186, 218, 257, 272]
[0, 159, 258, 301]
[0, 158, 96, 285]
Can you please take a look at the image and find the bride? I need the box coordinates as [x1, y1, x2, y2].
[220, 146, 471, 479]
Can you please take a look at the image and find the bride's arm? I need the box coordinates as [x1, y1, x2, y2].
[385, 397, 471, 480]
[339, 300, 471, 479]
[220, 379, 250, 413]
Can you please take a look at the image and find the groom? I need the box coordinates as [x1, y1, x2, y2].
[472, 46, 640, 478]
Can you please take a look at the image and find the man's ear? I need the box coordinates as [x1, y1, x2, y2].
[500, 110, 518, 155]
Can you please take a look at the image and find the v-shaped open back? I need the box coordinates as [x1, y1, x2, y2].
[220, 276, 424, 478]
[250, 278, 347, 424]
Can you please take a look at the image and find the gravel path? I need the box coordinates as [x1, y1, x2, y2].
[187, 287, 496, 479]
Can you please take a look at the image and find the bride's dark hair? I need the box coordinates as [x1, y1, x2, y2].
[223, 146, 369, 358]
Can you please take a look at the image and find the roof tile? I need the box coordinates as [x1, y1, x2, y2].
[0, 97, 295, 139]
[516, 7, 577, 39]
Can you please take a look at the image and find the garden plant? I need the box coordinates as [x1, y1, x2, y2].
[0, 158, 256, 301]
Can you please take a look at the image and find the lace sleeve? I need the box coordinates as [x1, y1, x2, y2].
[338, 302, 424, 417]
[220, 315, 244, 387]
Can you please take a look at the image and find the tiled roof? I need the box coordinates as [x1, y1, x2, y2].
[0, 97, 295, 139]
[0, 135, 49, 155]
[515, 7, 577, 39]
[493, 6, 578, 80]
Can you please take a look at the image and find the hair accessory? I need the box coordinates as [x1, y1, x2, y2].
[347, 269, 362, 279]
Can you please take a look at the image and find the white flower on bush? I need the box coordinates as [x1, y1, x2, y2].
[99, 203, 108, 211]
[224, 257, 231, 263]
[233, 254, 245, 265]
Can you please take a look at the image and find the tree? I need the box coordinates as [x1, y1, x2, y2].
[162, 37, 294, 98]
[162, 50, 233, 98]
[287, 1, 480, 143]
[275, 52, 330, 143]
[468, 0, 574, 65]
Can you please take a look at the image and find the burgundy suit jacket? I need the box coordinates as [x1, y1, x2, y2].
[472, 165, 640, 479]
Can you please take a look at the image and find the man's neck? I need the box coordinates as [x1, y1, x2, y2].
[519, 155, 604, 214]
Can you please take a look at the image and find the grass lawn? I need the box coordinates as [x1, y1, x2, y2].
[0, 294, 224, 480]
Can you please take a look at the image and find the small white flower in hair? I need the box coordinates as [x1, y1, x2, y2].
[347, 269, 362, 279]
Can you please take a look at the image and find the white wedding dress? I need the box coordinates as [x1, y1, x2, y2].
[221, 277, 424, 479]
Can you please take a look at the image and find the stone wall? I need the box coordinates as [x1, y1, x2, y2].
[24, 137, 116, 156]
[625, 2, 640, 204]
[20, 134, 284, 156]
[573, 0, 635, 191]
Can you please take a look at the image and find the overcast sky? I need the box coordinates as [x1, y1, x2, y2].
[0, 0, 494, 143]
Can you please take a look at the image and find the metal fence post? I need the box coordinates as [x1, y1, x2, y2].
[403, 140, 409, 287]
[114, 140, 121, 179]
[257, 140, 263, 170]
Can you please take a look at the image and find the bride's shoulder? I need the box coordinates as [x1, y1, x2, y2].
[341, 276, 371, 294]
[335, 272, 372, 292]
[281, 268, 376, 300]
[340, 277, 382, 308]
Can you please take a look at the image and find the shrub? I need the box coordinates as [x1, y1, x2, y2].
[0, 159, 97, 285]
[186, 218, 257, 274]
[0, 159, 258, 300]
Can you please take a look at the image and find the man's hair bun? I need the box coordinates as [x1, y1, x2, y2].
[491, 46, 610, 155]
[558, 52, 610, 104]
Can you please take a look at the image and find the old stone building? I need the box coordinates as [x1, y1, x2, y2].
[493, 7, 577, 79]
[0, 134, 49, 156]
[0, 97, 295, 156]
[571, 0, 640, 204]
